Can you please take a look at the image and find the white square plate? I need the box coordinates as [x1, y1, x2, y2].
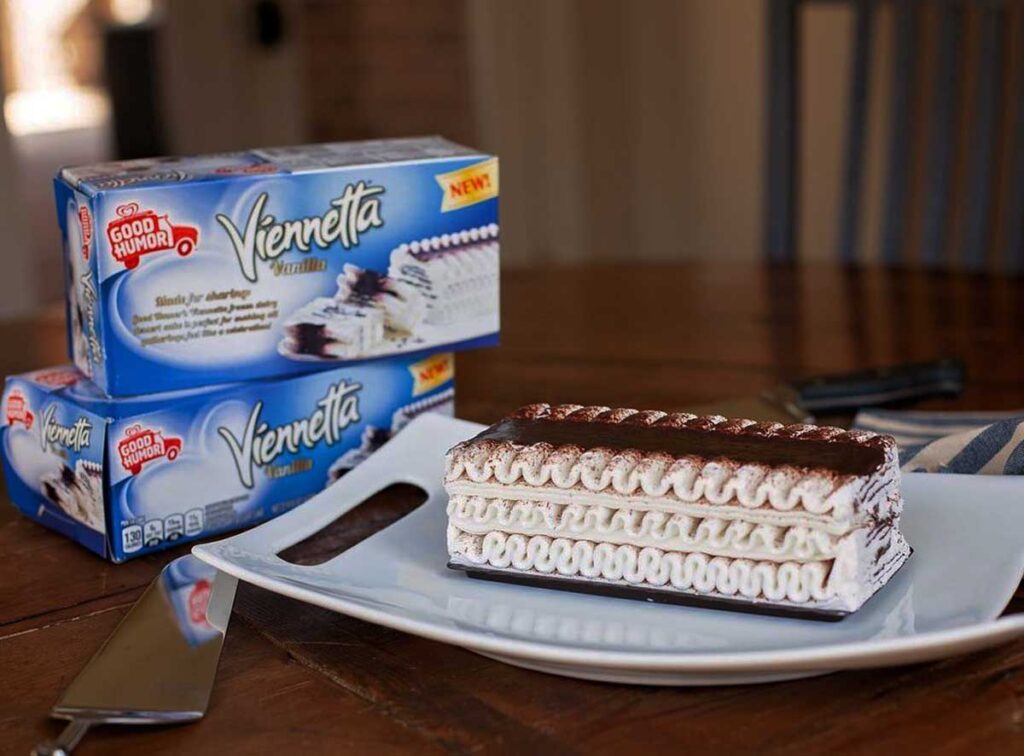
[194, 415, 1024, 686]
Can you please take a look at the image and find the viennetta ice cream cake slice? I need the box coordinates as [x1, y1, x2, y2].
[445, 404, 910, 620]
[41, 459, 104, 532]
[388, 223, 499, 327]
[282, 297, 385, 359]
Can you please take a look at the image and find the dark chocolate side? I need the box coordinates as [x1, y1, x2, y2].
[449, 562, 849, 622]
[344, 268, 405, 305]
[288, 323, 336, 357]
[470, 418, 885, 475]
[42, 481, 59, 503]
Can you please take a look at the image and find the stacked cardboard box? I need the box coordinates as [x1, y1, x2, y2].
[1, 137, 498, 561]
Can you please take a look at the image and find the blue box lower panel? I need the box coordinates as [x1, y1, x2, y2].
[1, 354, 454, 561]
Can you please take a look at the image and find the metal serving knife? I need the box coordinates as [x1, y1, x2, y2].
[33, 555, 237, 755]
[689, 358, 965, 424]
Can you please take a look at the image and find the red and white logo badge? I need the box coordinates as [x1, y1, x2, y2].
[188, 578, 213, 627]
[30, 367, 80, 389]
[212, 163, 280, 176]
[6, 390, 34, 429]
[77, 205, 93, 261]
[107, 202, 198, 270]
[117, 423, 182, 475]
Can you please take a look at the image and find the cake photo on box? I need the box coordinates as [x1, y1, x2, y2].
[282, 297, 386, 360]
[281, 224, 499, 361]
[326, 425, 392, 482]
[40, 459, 104, 532]
[334, 264, 426, 337]
[387, 223, 499, 328]
[328, 387, 456, 482]
[444, 404, 911, 620]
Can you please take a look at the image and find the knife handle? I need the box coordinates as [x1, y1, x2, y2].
[33, 719, 92, 756]
[790, 358, 965, 412]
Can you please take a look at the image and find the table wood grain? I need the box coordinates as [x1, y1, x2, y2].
[2, 263, 1023, 754]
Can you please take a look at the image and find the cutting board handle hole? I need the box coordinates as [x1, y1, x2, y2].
[277, 483, 428, 566]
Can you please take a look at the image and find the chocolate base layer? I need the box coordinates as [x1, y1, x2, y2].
[448, 562, 872, 622]
[287, 323, 336, 357]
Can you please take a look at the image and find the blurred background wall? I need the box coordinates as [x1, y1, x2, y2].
[467, 0, 765, 267]
[0, 0, 1021, 313]
[0, 55, 32, 317]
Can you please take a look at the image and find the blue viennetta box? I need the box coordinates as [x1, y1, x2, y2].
[54, 136, 499, 396]
[0, 355, 454, 561]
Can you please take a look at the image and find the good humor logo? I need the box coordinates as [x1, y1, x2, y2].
[5, 390, 34, 429]
[215, 182, 385, 283]
[41, 404, 92, 453]
[77, 205, 93, 261]
[106, 202, 199, 270]
[218, 380, 362, 488]
[117, 424, 183, 475]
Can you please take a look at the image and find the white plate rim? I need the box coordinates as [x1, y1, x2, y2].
[194, 541, 1024, 672]
[193, 415, 1024, 675]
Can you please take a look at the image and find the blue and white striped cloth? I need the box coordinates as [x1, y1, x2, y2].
[852, 409, 1024, 474]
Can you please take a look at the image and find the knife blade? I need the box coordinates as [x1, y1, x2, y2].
[34, 555, 237, 755]
[688, 358, 965, 424]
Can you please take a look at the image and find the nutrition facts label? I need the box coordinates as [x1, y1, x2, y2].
[122, 524, 143, 554]
[164, 513, 184, 540]
[121, 508, 205, 554]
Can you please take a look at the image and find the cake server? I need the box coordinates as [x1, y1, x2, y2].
[33, 555, 237, 755]
[690, 358, 964, 423]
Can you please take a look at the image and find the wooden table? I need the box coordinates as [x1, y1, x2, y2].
[2, 263, 1023, 753]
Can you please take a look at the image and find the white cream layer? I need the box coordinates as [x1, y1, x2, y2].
[389, 225, 499, 327]
[448, 523, 911, 612]
[445, 480, 870, 532]
[447, 495, 841, 562]
[446, 444, 901, 522]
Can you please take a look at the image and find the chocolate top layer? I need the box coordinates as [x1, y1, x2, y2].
[346, 269, 391, 301]
[468, 406, 888, 476]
